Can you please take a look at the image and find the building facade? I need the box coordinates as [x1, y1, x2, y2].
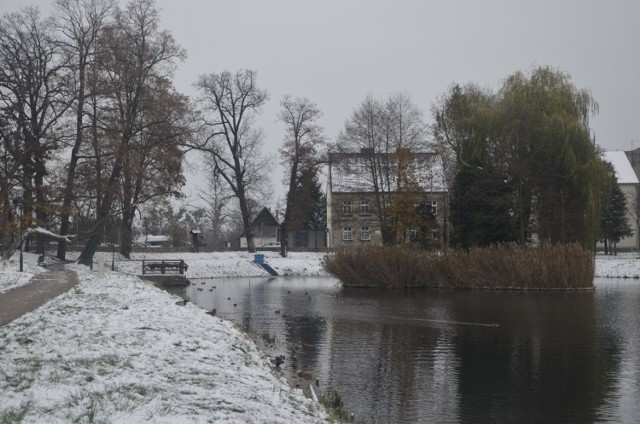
[600, 150, 640, 251]
[327, 152, 448, 249]
[239, 207, 280, 248]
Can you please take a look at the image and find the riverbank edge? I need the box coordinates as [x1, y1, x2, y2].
[0, 264, 332, 423]
[120, 267, 336, 421]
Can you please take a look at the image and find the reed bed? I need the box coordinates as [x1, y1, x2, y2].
[323, 243, 594, 289]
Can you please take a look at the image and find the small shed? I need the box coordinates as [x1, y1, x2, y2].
[190, 229, 202, 252]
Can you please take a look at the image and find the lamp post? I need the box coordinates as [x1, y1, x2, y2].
[12, 196, 23, 272]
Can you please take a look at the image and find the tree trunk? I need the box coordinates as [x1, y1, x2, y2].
[34, 160, 47, 255]
[280, 221, 288, 257]
[238, 190, 255, 253]
[57, 63, 86, 261]
[78, 141, 128, 266]
[120, 207, 134, 259]
[119, 171, 135, 259]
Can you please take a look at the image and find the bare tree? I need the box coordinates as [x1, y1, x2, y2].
[117, 79, 190, 258]
[197, 163, 235, 249]
[0, 116, 20, 254]
[53, 0, 114, 260]
[336, 92, 428, 244]
[0, 7, 74, 254]
[77, 0, 186, 265]
[278, 96, 326, 257]
[194, 69, 271, 253]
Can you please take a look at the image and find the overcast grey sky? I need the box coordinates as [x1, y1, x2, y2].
[2, 0, 640, 203]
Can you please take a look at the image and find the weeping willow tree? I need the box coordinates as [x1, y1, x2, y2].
[435, 66, 610, 250]
[499, 67, 609, 248]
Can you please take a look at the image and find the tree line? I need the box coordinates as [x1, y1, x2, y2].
[0, 0, 329, 261]
[432, 67, 630, 251]
[0, 0, 629, 264]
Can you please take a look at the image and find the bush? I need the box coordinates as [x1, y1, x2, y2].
[324, 243, 594, 289]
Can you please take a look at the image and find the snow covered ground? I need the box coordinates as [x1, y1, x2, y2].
[113, 250, 331, 279]
[3, 250, 638, 295]
[593, 252, 640, 278]
[0, 252, 49, 294]
[0, 263, 330, 423]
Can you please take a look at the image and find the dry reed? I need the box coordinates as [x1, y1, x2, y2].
[323, 243, 594, 289]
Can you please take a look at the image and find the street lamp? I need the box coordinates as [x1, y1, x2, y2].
[12, 196, 23, 272]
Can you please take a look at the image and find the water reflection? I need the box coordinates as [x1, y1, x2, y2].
[180, 277, 640, 423]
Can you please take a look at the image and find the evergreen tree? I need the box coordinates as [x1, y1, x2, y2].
[288, 174, 325, 231]
[306, 177, 327, 231]
[600, 182, 633, 255]
[450, 163, 517, 248]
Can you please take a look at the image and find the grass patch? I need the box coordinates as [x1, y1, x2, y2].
[318, 386, 362, 423]
[0, 401, 32, 424]
[324, 243, 594, 289]
[61, 383, 154, 422]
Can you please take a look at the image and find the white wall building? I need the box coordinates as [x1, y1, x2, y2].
[599, 151, 639, 251]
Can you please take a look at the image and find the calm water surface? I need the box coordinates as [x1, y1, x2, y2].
[183, 277, 640, 424]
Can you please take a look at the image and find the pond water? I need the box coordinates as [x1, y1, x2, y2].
[181, 277, 640, 423]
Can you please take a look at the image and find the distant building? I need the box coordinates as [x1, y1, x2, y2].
[600, 151, 639, 250]
[134, 235, 171, 248]
[240, 207, 280, 248]
[327, 151, 448, 248]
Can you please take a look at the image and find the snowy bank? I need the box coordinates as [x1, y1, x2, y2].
[4, 250, 639, 295]
[114, 251, 330, 279]
[0, 267, 330, 423]
[0, 252, 48, 294]
[593, 252, 640, 279]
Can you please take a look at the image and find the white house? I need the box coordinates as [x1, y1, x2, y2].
[600, 151, 639, 251]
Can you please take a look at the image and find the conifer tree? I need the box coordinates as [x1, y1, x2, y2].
[600, 182, 633, 255]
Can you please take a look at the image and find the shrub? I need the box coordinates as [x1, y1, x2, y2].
[324, 243, 594, 289]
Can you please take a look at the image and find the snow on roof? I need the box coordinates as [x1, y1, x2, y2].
[603, 151, 639, 184]
[135, 235, 170, 243]
[329, 152, 448, 193]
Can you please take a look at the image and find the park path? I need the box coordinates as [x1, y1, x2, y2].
[0, 262, 79, 326]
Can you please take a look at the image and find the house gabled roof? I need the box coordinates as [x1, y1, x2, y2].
[329, 152, 448, 193]
[604, 151, 639, 184]
[252, 207, 280, 227]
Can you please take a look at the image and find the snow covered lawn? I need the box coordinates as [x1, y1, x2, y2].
[0, 252, 48, 294]
[594, 252, 640, 278]
[0, 266, 330, 423]
[114, 251, 330, 279]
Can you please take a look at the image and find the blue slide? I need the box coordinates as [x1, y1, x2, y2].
[253, 254, 279, 276]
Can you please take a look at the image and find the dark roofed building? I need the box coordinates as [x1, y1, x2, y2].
[239, 207, 280, 248]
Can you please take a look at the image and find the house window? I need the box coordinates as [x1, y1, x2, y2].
[429, 201, 438, 216]
[343, 227, 352, 241]
[360, 199, 370, 215]
[342, 200, 352, 216]
[430, 229, 440, 240]
[410, 228, 419, 240]
[361, 226, 371, 241]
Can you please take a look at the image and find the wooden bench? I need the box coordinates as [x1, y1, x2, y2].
[142, 259, 188, 275]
